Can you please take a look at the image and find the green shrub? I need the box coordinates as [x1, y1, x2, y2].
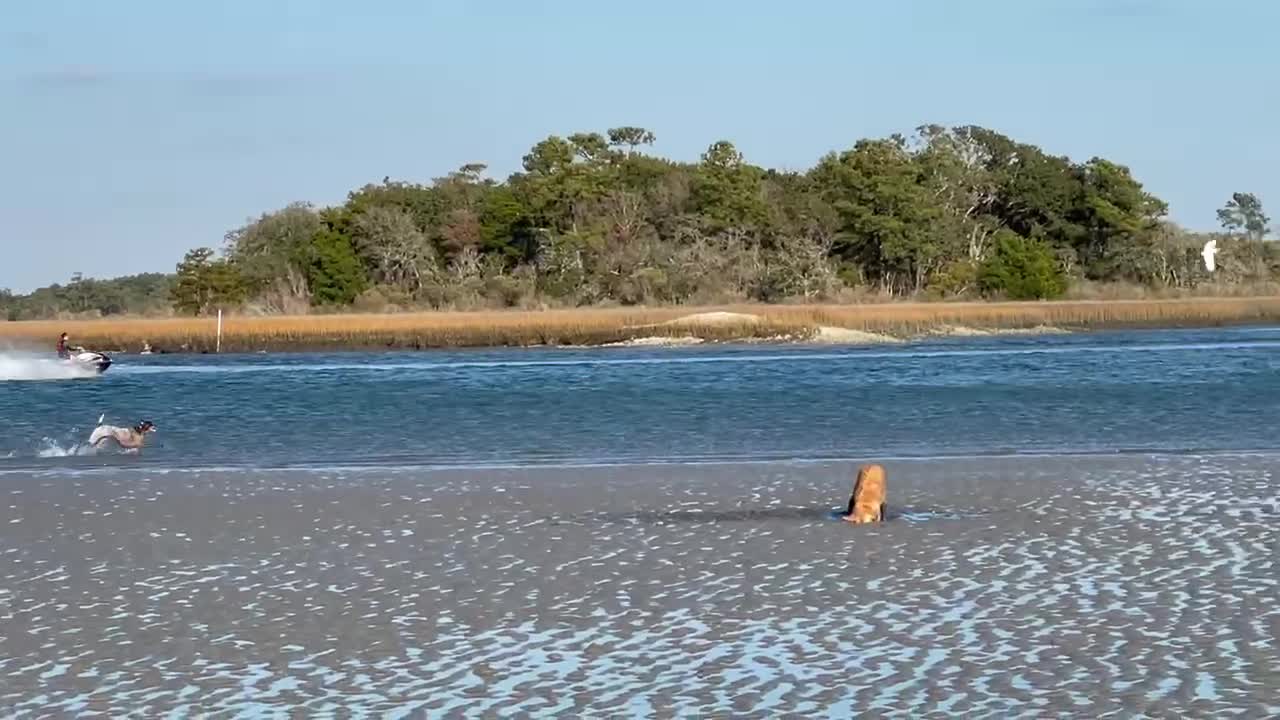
[979, 231, 1067, 300]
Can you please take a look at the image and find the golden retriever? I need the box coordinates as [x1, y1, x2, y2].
[843, 463, 886, 524]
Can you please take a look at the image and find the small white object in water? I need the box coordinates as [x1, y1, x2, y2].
[1202, 239, 1218, 273]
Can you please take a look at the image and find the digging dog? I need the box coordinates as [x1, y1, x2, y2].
[843, 463, 887, 524]
[89, 415, 156, 451]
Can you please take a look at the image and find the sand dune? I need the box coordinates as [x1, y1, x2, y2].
[809, 326, 902, 344]
[654, 313, 901, 346]
[602, 336, 706, 347]
[929, 324, 1069, 337]
[658, 311, 762, 327]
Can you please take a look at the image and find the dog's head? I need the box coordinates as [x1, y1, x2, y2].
[134, 420, 157, 434]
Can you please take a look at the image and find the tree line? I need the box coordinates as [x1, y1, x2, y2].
[3, 124, 1275, 319]
[1, 273, 172, 321]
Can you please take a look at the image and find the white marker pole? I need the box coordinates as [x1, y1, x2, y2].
[216, 309, 223, 353]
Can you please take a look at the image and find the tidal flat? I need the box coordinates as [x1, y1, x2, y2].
[1, 453, 1277, 717]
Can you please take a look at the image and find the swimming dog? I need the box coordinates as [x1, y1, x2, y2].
[89, 415, 156, 451]
[843, 463, 887, 524]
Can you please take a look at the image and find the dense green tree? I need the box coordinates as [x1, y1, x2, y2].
[813, 137, 946, 293]
[978, 231, 1067, 300]
[1070, 158, 1168, 279]
[477, 185, 531, 260]
[691, 140, 768, 232]
[307, 229, 367, 306]
[170, 247, 246, 316]
[960, 129, 1087, 262]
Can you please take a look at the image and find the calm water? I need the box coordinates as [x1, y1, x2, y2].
[3, 325, 1279, 470]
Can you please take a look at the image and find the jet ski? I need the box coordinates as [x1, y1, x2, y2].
[66, 350, 112, 374]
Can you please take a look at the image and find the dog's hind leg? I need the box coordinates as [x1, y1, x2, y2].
[88, 426, 116, 449]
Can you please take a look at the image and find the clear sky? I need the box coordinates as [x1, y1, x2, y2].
[2, 0, 1276, 292]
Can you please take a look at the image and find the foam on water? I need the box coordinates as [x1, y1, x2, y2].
[0, 352, 99, 382]
[0, 426, 150, 462]
[33, 438, 96, 458]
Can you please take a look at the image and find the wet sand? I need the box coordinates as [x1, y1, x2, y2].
[1, 454, 1278, 717]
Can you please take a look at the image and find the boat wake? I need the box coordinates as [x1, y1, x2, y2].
[0, 352, 100, 381]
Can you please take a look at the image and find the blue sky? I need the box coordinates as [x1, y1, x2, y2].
[2, 0, 1276, 291]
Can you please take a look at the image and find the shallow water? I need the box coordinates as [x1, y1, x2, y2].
[3, 326, 1280, 470]
[1, 326, 1279, 716]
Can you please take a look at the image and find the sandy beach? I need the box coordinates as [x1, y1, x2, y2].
[1, 453, 1277, 716]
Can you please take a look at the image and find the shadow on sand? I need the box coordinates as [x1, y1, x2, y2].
[549, 505, 991, 526]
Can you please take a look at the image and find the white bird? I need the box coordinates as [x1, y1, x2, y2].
[1201, 239, 1218, 273]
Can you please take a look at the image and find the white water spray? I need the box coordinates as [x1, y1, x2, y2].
[34, 437, 97, 458]
[0, 352, 99, 381]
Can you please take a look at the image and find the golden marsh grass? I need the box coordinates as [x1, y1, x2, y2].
[3, 297, 1279, 353]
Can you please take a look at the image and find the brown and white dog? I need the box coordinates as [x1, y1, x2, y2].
[88, 415, 156, 451]
[843, 463, 887, 524]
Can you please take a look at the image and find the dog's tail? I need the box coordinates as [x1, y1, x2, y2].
[96, 413, 105, 426]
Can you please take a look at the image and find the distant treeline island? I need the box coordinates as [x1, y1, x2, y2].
[2, 123, 1276, 350]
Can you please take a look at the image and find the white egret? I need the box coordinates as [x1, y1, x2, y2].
[1201, 239, 1218, 273]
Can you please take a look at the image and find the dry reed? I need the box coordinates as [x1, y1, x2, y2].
[2, 297, 1279, 353]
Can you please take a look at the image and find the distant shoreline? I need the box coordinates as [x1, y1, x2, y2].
[2, 297, 1278, 354]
